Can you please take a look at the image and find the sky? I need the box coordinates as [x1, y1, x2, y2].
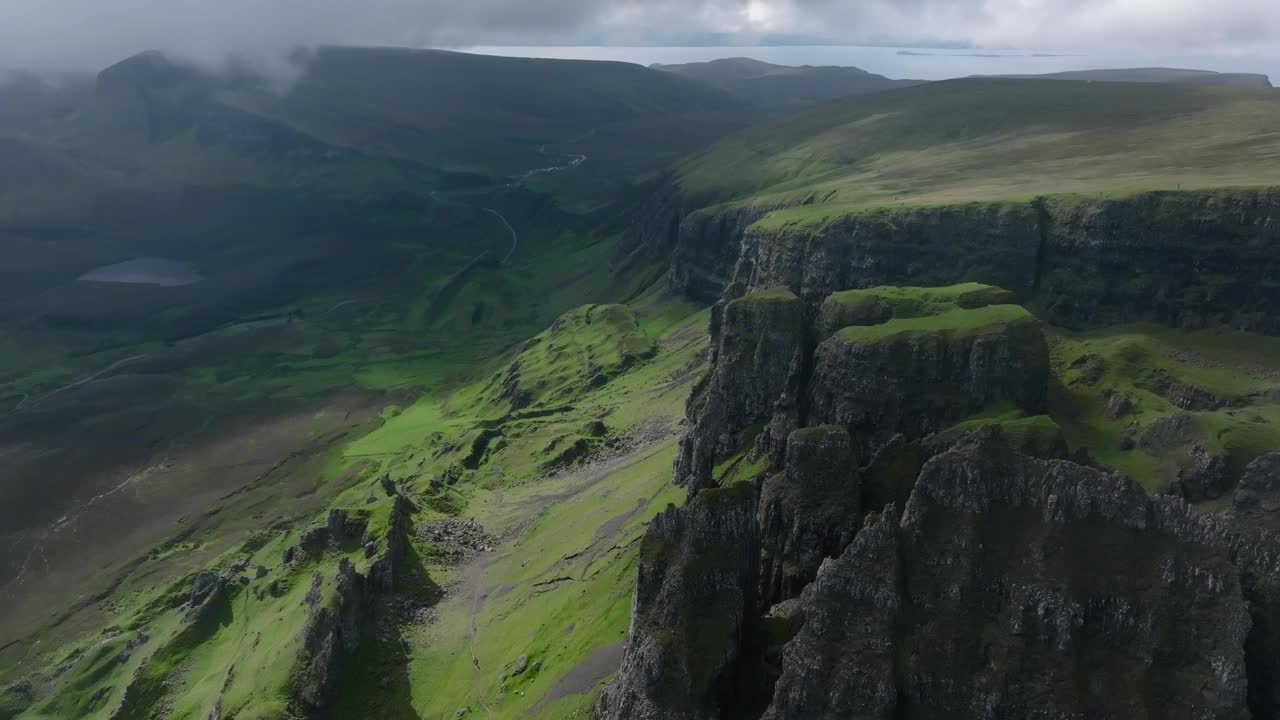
[2, 0, 1279, 78]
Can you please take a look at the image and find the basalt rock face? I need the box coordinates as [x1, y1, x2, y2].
[670, 206, 777, 303]
[1229, 454, 1280, 715]
[756, 426, 860, 608]
[732, 203, 1042, 303]
[760, 508, 901, 720]
[673, 288, 805, 493]
[1040, 191, 1280, 332]
[657, 189, 1280, 334]
[634, 238, 1280, 712]
[1233, 453, 1280, 528]
[808, 310, 1050, 463]
[612, 422, 1280, 718]
[763, 432, 1254, 719]
[598, 484, 759, 720]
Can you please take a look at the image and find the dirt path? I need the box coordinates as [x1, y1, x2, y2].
[429, 133, 590, 268]
[484, 208, 520, 265]
[14, 354, 149, 412]
[524, 641, 622, 718]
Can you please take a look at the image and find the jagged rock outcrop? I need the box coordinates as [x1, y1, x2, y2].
[761, 508, 901, 720]
[757, 426, 860, 607]
[808, 306, 1050, 462]
[598, 485, 759, 720]
[1234, 453, 1280, 531]
[1138, 414, 1233, 500]
[674, 288, 805, 493]
[0, 680, 33, 720]
[764, 431, 1254, 719]
[290, 497, 412, 716]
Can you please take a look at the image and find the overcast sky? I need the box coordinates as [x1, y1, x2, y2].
[2, 0, 1279, 74]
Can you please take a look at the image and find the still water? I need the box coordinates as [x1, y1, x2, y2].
[79, 257, 202, 287]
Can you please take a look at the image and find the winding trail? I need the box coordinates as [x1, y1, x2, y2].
[484, 208, 520, 265]
[14, 354, 149, 412]
[430, 133, 591, 268]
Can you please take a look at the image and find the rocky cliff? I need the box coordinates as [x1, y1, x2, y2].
[606, 269, 1280, 717]
[598, 484, 759, 720]
[627, 187, 1280, 333]
[610, 423, 1280, 719]
[765, 431, 1254, 719]
[808, 304, 1049, 462]
[674, 287, 805, 493]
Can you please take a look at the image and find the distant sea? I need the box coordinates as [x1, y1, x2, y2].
[462, 45, 1278, 83]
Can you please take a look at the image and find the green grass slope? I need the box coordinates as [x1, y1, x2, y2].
[1, 46, 728, 670]
[986, 67, 1273, 87]
[678, 78, 1280, 217]
[1048, 324, 1280, 497]
[1, 287, 709, 720]
[651, 57, 922, 110]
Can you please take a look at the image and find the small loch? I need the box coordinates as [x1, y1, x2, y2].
[79, 258, 202, 287]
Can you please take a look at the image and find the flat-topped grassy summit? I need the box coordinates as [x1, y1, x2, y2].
[836, 303, 1037, 343]
[678, 78, 1280, 224]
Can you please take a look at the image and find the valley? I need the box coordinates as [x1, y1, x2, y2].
[2, 46, 1280, 720]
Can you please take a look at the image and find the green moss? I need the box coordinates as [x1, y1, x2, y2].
[721, 455, 770, 487]
[729, 287, 799, 305]
[696, 483, 756, 510]
[838, 304, 1036, 343]
[789, 424, 847, 443]
[1046, 323, 1280, 493]
[827, 283, 1013, 315]
[943, 412, 1068, 457]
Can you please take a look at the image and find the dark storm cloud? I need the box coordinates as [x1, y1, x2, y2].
[1, 0, 1278, 73]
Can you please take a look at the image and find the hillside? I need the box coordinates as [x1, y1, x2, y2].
[986, 66, 1273, 87]
[7, 45, 1280, 720]
[238, 48, 761, 202]
[652, 56, 922, 109]
[0, 47, 752, 705]
[677, 77, 1280, 214]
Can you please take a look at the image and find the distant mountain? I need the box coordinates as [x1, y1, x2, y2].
[233, 47, 761, 199]
[651, 57, 924, 110]
[0, 70, 92, 132]
[982, 67, 1273, 88]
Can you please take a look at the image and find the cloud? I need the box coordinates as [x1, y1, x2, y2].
[1, 0, 1279, 74]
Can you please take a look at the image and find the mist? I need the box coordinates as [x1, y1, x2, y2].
[2, 0, 1279, 75]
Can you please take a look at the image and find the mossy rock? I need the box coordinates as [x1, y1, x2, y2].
[819, 283, 1016, 338]
[837, 304, 1037, 344]
[940, 413, 1070, 460]
[728, 287, 800, 306]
